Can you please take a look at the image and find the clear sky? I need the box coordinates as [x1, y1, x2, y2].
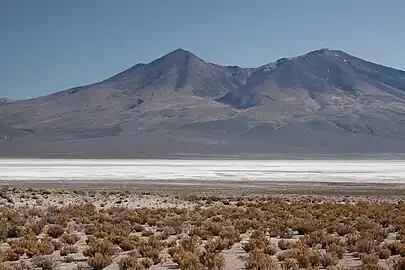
[1, 0, 405, 100]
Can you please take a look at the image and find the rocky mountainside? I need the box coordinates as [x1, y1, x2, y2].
[2, 48, 405, 157]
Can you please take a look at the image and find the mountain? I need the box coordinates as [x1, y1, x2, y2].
[0, 98, 11, 105]
[2, 48, 405, 158]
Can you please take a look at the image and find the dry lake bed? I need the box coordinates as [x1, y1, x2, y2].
[1, 158, 405, 183]
[1, 159, 405, 269]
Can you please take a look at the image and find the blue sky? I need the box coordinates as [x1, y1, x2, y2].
[1, 0, 405, 99]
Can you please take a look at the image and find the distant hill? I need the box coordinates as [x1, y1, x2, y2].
[2, 48, 405, 158]
[0, 98, 11, 105]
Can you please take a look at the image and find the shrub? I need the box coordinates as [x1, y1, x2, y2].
[75, 264, 87, 270]
[278, 239, 293, 250]
[172, 250, 201, 270]
[64, 255, 74, 263]
[119, 240, 136, 251]
[118, 256, 143, 270]
[387, 242, 405, 256]
[361, 253, 380, 265]
[60, 245, 78, 256]
[5, 261, 33, 270]
[3, 249, 19, 261]
[88, 252, 112, 270]
[245, 249, 277, 270]
[198, 249, 225, 270]
[32, 255, 57, 270]
[320, 252, 339, 267]
[47, 225, 64, 238]
[379, 248, 391, 259]
[391, 257, 405, 270]
[83, 239, 116, 257]
[60, 233, 80, 245]
[355, 239, 377, 254]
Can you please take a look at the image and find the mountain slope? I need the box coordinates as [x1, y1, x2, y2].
[0, 98, 11, 105]
[2, 48, 405, 157]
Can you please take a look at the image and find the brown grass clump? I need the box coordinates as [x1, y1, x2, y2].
[118, 256, 144, 270]
[387, 242, 405, 256]
[136, 237, 163, 264]
[172, 250, 201, 270]
[378, 248, 391, 259]
[88, 252, 112, 270]
[119, 240, 136, 251]
[242, 230, 274, 254]
[277, 239, 293, 251]
[391, 257, 405, 270]
[3, 249, 20, 262]
[355, 239, 378, 254]
[83, 238, 116, 257]
[59, 245, 78, 256]
[60, 232, 80, 245]
[46, 225, 65, 238]
[0, 264, 9, 270]
[244, 249, 278, 270]
[320, 252, 339, 267]
[32, 255, 57, 270]
[361, 253, 380, 265]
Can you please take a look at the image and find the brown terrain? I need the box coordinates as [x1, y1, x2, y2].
[1, 183, 405, 270]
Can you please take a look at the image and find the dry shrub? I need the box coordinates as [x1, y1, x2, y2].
[47, 225, 64, 238]
[3, 249, 19, 262]
[75, 263, 87, 270]
[5, 261, 33, 270]
[198, 251, 225, 270]
[277, 250, 293, 261]
[378, 248, 391, 259]
[325, 242, 345, 259]
[118, 256, 144, 270]
[64, 255, 74, 263]
[119, 240, 136, 251]
[172, 250, 201, 270]
[32, 255, 57, 270]
[140, 257, 153, 268]
[141, 229, 153, 237]
[88, 252, 112, 270]
[282, 258, 298, 270]
[60, 245, 78, 256]
[391, 257, 405, 270]
[179, 236, 200, 254]
[292, 246, 313, 268]
[320, 252, 339, 268]
[245, 249, 278, 270]
[355, 239, 378, 254]
[83, 239, 116, 257]
[278, 239, 293, 251]
[387, 242, 405, 256]
[336, 224, 354, 236]
[60, 233, 80, 245]
[361, 253, 380, 265]
[360, 264, 385, 270]
[10, 234, 55, 258]
[242, 230, 274, 254]
[218, 226, 240, 247]
[136, 239, 161, 264]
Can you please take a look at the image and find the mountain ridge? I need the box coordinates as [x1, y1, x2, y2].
[2, 48, 405, 157]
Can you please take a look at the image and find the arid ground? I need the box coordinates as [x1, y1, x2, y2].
[1, 179, 405, 270]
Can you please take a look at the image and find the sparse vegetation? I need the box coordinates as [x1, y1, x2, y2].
[1, 187, 405, 269]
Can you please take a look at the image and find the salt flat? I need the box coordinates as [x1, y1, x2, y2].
[0, 159, 404, 184]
